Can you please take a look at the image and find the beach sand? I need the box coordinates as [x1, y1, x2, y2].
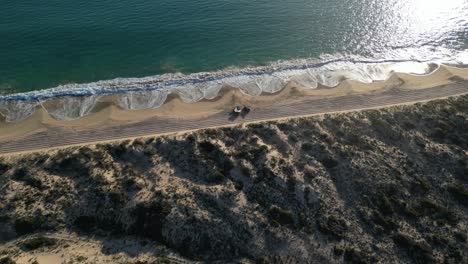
[1, 64, 467, 141]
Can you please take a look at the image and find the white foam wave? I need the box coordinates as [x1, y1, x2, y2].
[41, 96, 99, 121]
[1, 49, 467, 123]
[117, 90, 168, 110]
[0, 100, 40, 122]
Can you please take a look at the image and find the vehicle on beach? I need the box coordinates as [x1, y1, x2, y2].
[229, 106, 250, 121]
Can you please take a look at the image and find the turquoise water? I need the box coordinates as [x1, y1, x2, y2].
[1, 0, 467, 94]
[0, 0, 468, 122]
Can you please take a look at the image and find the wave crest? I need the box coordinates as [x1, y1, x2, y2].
[117, 90, 168, 110]
[41, 96, 99, 121]
[1, 49, 467, 123]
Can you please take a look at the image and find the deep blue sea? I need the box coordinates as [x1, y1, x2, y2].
[0, 0, 467, 121]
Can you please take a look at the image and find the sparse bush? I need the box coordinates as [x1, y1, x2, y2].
[0, 257, 15, 264]
[317, 214, 348, 239]
[417, 199, 459, 224]
[371, 210, 398, 231]
[233, 180, 243, 191]
[0, 163, 10, 175]
[110, 144, 127, 158]
[268, 205, 294, 226]
[287, 134, 298, 143]
[145, 137, 156, 145]
[132, 200, 172, 241]
[207, 171, 225, 184]
[270, 220, 280, 228]
[344, 247, 376, 264]
[108, 189, 128, 205]
[155, 256, 170, 264]
[240, 166, 250, 176]
[320, 157, 338, 169]
[448, 184, 468, 207]
[133, 138, 145, 147]
[286, 177, 296, 192]
[21, 236, 57, 250]
[76, 256, 87, 262]
[303, 168, 314, 180]
[333, 244, 345, 256]
[302, 129, 314, 138]
[277, 123, 294, 132]
[74, 216, 96, 232]
[14, 217, 38, 235]
[11, 168, 42, 189]
[198, 141, 216, 153]
[123, 177, 136, 189]
[393, 232, 435, 263]
[301, 142, 314, 151]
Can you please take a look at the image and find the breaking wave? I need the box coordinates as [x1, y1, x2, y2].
[1, 49, 467, 123]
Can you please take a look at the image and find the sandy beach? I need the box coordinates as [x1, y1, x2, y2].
[0, 64, 468, 154]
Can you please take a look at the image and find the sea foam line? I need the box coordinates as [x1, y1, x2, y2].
[0, 57, 443, 101]
[0, 50, 467, 123]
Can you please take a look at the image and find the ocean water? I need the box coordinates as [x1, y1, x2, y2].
[1, 0, 468, 122]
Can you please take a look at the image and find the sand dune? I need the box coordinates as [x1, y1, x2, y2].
[1, 94, 467, 263]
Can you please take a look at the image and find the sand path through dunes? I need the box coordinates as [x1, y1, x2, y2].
[1, 82, 468, 155]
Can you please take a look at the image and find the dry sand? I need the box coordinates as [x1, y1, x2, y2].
[1, 232, 185, 264]
[1, 65, 467, 141]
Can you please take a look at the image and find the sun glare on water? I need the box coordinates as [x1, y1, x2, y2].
[405, 0, 467, 34]
[371, 0, 468, 53]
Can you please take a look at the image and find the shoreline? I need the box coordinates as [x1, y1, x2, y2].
[1, 64, 468, 140]
[0, 61, 466, 123]
[1, 79, 468, 156]
[0, 57, 453, 101]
